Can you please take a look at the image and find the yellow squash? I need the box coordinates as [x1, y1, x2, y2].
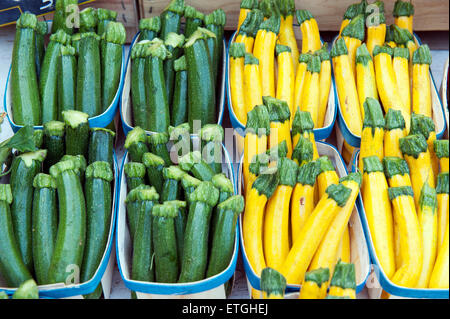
[341, 14, 365, 77]
[429, 222, 449, 289]
[293, 54, 312, 126]
[393, 0, 415, 34]
[362, 156, 396, 279]
[316, 43, 332, 128]
[356, 44, 378, 119]
[264, 157, 298, 270]
[416, 183, 438, 288]
[291, 109, 319, 160]
[327, 261, 357, 299]
[278, 0, 299, 73]
[275, 45, 295, 122]
[280, 183, 352, 285]
[388, 186, 423, 288]
[264, 96, 293, 159]
[384, 109, 407, 159]
[366, 8, 386, 57]
[261, 267, 287, 299]
[296, 9, 321, 54]
[434, 140, 449, 173]
[237, 0, 258, 31]
[300, 55, 321, 127]
[299, 268, 330, 299]
[331, 38, 362, 137]
[392, 47, 411, 116]
[436, 172, 449, 252]
[358, 98, 385, 174]
[316, 156, 339, 199]
[412, 45, 433, 118]
[338, 0, 367, 37]
[229, 43, 247, 124]
[243, 53, 263, 114]
[235, 9, 263, 53]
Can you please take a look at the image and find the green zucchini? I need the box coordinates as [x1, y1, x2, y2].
[62, 110, 90, 158]
[160, 0, 185, 41]
[71, 33, 81, 56]
[43, 121, 66, 172]
[32, 130, 44, 150]
[200, 124, 224, 174]
[260, 267, 287, 299]
[10, 150, 47, 273]
[205, 9, 226, 85]
[184, 6, 205, 38]
[101, 21, 126, 113]
[0, 292, 7, 299]
[97, 8, 118, 37]
[206, 195, 243, 278]
[185, 28, 217, 133]
[144, 40, 171, 133]
[171, 200, 188, 269]
[79, 8, 98, 33]
[180, 173, 201, 203]
[210, 173, 234, 241]
[131, 41, 152, 130]
[48, 160, 86, 284]
[168, 122, 191, 157]
[179, 151, 215, 181]
[152, 201, 186, 283]
[164, 32, 185, 106]
[171, 56, 188, 126]
[35, 20, 48, 78]
[88, 128, 115, 167]
[81, 162, 113, 290]
[0, 184, 33, 288]
[11, 12, 41, 126]
[124, 162, 146, 192]
[148, 132, 172, 166]
[161, 166, 186, 201]
[142, 152, 166, 194]
[178, 181, 219, 282]
[124, 127, 150, 163]
[139, 16, 161, 42]
[131, 187, 160, 282]
[57, 45, 77, 119]
[11, 279, 39, 299]
[40, 29, 71, 123]
[51, 0, 78, 35]
[76, 32, 101, 117]
[60, 154, 87, 186]
[125, 184, 153, 241]
[31, 173, 57, 285]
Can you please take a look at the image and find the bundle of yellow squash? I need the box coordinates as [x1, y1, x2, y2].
[241, 96, 362, 299]
[230, 0, 332, 130]
[357, 97, 449, 290]
[333, 0, 436, 165]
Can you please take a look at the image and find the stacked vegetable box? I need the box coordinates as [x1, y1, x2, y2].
[4, 1, 126, 131]
[120, 0, 227, 135]
[0, 114, 117, 299]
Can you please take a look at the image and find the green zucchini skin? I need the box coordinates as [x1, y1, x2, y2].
[128, 143, 149, 163]
[101, 42, 122, 112]
[160, 11, 182, 42]
[178, 201, 212, 282]
[174, 206, 187, 269]
[147, 164, 164, 194]
[32, 180, 58, 285]
[125, 185, 152, 241]
[171, 69, 188, 126]
[88, 128, 115, 167]
[35, 24, 46, 78]
[205, 35, 218, 87]
[40, 41, 62, 123]
[48, 169, 86, 284]
[185, 38, 216, 133]
[76, 34, 101, 117]
[131, 201, 156, 282]
[164, 45, 183, 107]
[185, 19, 203, 38]
[161, 179, 180, 202]
[11, 18, 41, 126]
[63, 111, 90, 158]
[43, 121, 65, 171]
[80, 164, 113, 285]
[203, 142, 223, 174]
[125, 128, 150, 163]
[145, 56, 170, 133]
[0, 191, 33, 287]
[57, 49, 77, 120]
[149, 144, 172, 167]
[10, 156, 43, 273]
[131, 56, 150, 130]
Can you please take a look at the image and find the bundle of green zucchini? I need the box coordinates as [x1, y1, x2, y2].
[130, 0, 226, 133]
[124, 124, 243, 284]
[10, 1, 126, 126]
[0, 110, 115, 299]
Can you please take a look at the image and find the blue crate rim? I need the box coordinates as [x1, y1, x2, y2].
[225, 31, 337, 141]
[115, 144, 241, 295]
[333, 33, 448, 148]
[351, 150, 448, 299]
[3, 20, 126, 132]
[0, 152, 120, 298]
[237, 140, 371, 294]
[120, 31, 226, 138]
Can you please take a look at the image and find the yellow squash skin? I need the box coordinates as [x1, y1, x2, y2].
[298, 15, 321, 53]
[356, 45, 378, 119]
[327, 261, 357, 299]
[243, 58, 263, 114]
[429, 223, 449, 289]
[291, 183, 315, 243]
[244, 133, 267, 192]
[332, 40, 363, 137]
[328, 287, 356, 299]
[392, 51, 411, 116]
[299, 281, 323, 299]
[436, 172, 449, 252]
[339, 20, 350, 37]
[293, 58, 309, 125]
[359, 127, 384, 174]
[309, 174, 361, 298]
[300, 56, 321, 127]
[279, 15, 299, 73]
[291, 108, 319, 160]
[318, 58, 331, 129]
[373, 46, 410, 133]
[276, 49, 295, 123]
[427, 133, 440, 181]
[298, 268, 330, 299]
[366, 24, 386, 58]
[343, 36, 362, 78]
[389, 188, 423, 288]
[416, 184, 438, 288]
[280, 184, 352, 285]
[269, 122, 293, 159]
[238, 8, 251, 31]
[317, 161, 339, 199]
[404, 152, 435, 210]
[362, 157, 396, 279]
[384, 129, 406, 159]
[292, 132, 319, 161]
[229, 45, 247, 125]
[412, 64, 432, 117]
[394, 16, 413, 35]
